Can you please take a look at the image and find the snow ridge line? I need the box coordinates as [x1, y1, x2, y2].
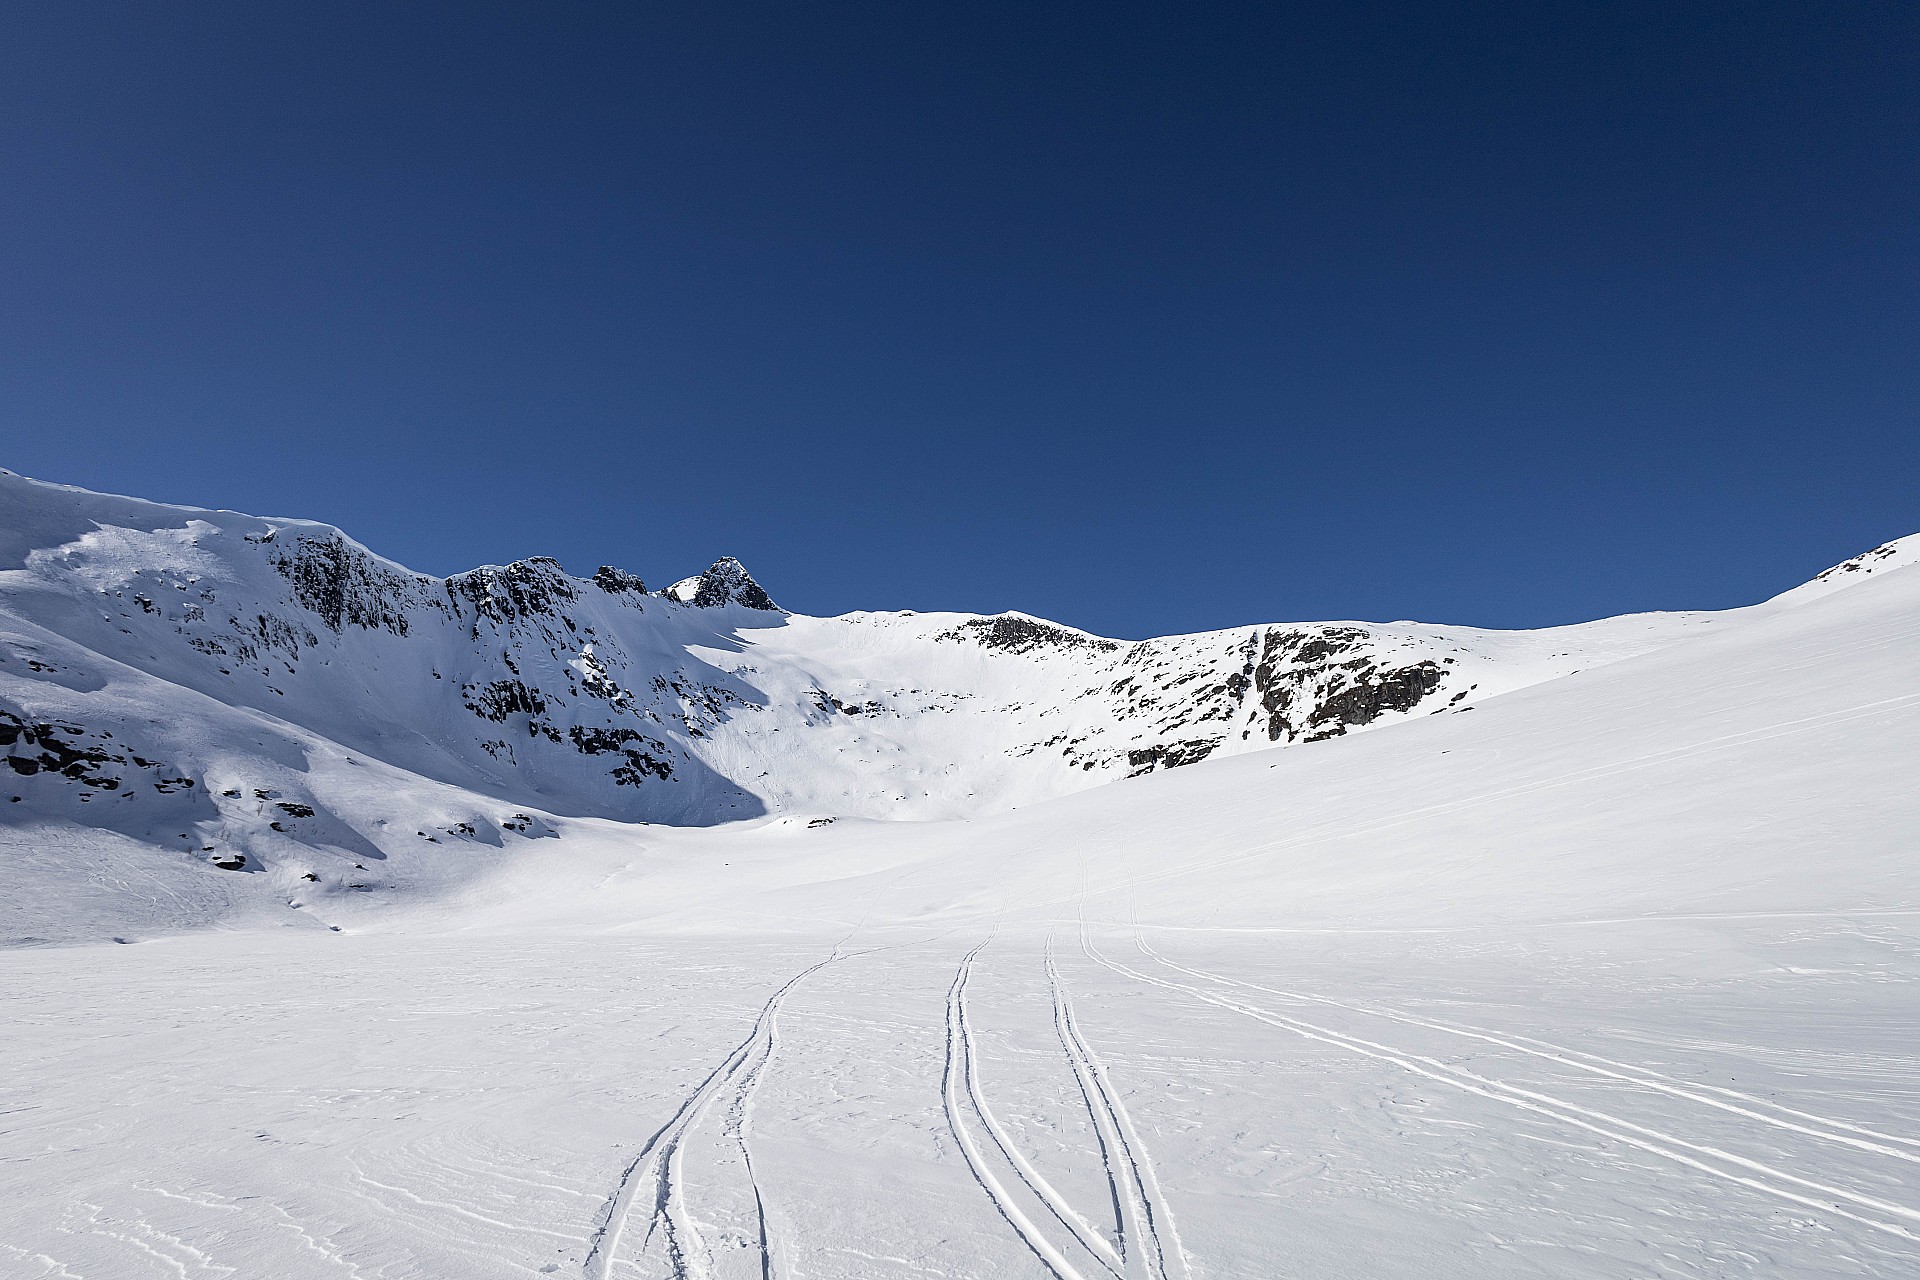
[1135, 936, 1920, 1166]
[582, 953, 839, 1280]
[942, 941, 1105, 1280]
[1048, 936, 1189, 1280]
[1085, 933, 1920, 1243]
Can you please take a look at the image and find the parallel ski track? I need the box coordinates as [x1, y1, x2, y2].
[1048, 936, 1188, 1280]
[1135, 935, 1920, 1167]
[1084, 931, 1920, 1244]
[943, 940, 1123, 1280]
[583, 953, 840, 1280]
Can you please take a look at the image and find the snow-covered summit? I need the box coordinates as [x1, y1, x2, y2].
[1767, 532, 1920, 605]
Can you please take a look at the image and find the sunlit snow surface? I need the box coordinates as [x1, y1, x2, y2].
[3, 479, 1919, 1277]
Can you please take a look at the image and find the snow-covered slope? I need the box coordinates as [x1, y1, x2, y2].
[1, 466, 1792, 910]
[5, 466, 1917, 947]
[2, 471, 1916, 1280]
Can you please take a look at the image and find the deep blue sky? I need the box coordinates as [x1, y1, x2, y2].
[2, 3, 1914, 636]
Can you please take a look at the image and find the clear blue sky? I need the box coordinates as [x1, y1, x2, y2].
[2, 3, 1914, 637]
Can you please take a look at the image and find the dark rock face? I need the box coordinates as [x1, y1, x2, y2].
[462, 679, 546, 722]
[566, 725, 676, 786]
[592, 566, 647, 595]
[669, 558, 779, 611]
[1814, 541, 1902, 585]
[938, 615, 1123, 656]
[1248, 627, 1448, 743]
[1, 709, 124, 787]
[269, 534, 431, 635]
[1, 705, 200, 803]
[446, 558, 579, 625]
[1126, 737, 1222, 777]
[1300, 662, 1446, 740]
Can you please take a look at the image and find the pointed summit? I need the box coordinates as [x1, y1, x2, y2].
[666, 557, 780, 611]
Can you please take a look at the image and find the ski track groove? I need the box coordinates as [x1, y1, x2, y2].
[957, 951, 1126, 1276]
[1046, 939, 1130, 1266]
[1134, 935, 1920, 1167]
[1082, 931, 1920, 1244]
[1048, 936, 1188, 1280]
[941, 941, 1100, 1280]
[583, 953, 839, 1280]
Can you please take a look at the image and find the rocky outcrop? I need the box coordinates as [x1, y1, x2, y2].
[1248, 627, 1450, 743]
[666, 558, 780, 612]
[0, 704, 204, 822]
[592, 565, 647, 596]
[446, 558, 579, 625]
[269, 533, 437, 635]
[937, 614, 1123, 656]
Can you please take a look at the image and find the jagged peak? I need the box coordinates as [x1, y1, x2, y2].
[666, 557, 780, 612]
[444, 557, 580, 624]
[592, 565, 647, 595]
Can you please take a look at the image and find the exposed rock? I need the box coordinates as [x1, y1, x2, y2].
[1302, 663, 1446, 740]
[269, 533, 431, 634]
[1814, 541, 1903, 584]
[446, 558, 579, 625]
[1127, 738, 1223, 776]
[592, 565, 647, 595]
[666, 558, 780, 611]
[937, 614, 1123, 656]
[462, 680, 546, 722]
[2, 707, 152, 791]
[567, 725, 676, 786]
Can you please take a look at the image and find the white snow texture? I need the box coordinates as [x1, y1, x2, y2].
[2, 467, 1917, 1279]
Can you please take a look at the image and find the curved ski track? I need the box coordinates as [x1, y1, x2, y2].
[583, 953, 840, 1280]
[1083, 930, 1920, 1244]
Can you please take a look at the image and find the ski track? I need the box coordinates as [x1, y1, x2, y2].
[583, 953, 840, 1280]
[1047, 936, 1188, 1280]
[942, 940, 1110, 1280]
[1082, 931, 1920, 1245]
[1134, 934, 1920, 1167]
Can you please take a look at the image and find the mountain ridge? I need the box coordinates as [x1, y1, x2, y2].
[3, 465, 1917, 943]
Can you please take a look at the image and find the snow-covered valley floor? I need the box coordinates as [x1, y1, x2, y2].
[3, 474, 1918, 1277]
[7, 913, 1919, 1279]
